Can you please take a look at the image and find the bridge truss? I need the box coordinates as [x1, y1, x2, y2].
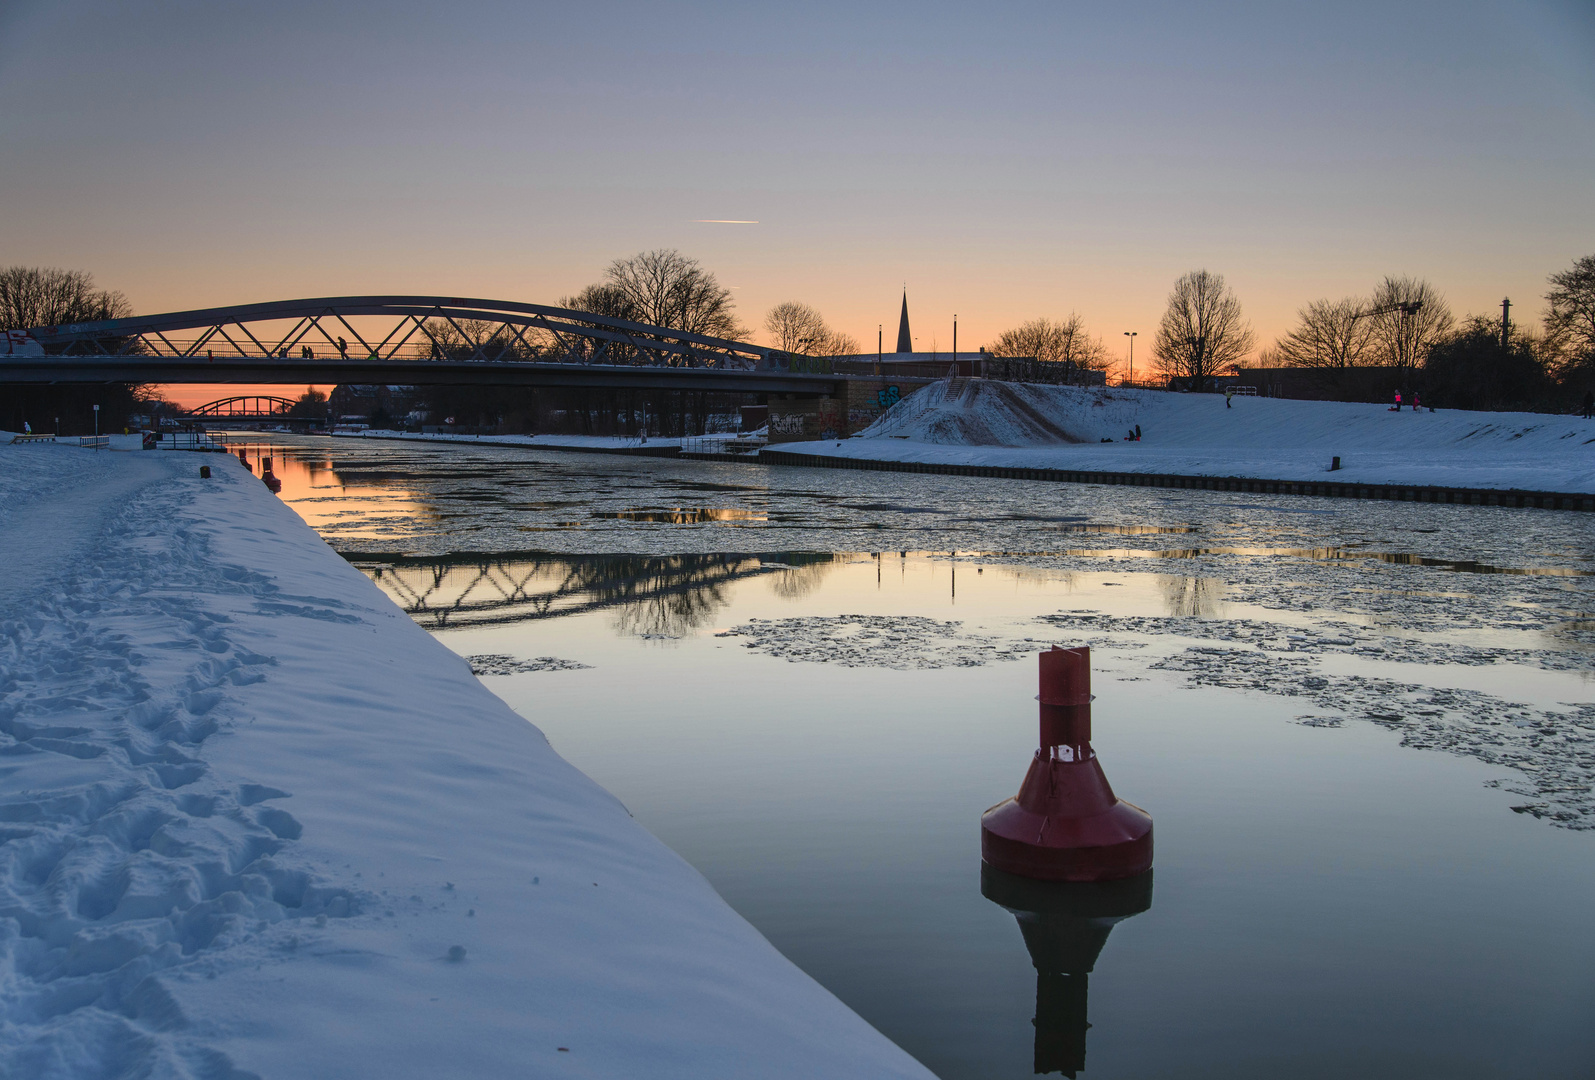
[21, 296, 821, 374]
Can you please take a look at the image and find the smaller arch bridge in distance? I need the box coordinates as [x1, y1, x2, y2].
[182, 395, 300, 420]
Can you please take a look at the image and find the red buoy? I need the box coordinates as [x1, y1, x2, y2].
[980, 646, 1152, 881]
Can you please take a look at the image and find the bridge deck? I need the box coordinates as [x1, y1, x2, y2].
[0, 357, 851, 395]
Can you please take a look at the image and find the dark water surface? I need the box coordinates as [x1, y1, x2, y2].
[225, 435, 1595, 1079]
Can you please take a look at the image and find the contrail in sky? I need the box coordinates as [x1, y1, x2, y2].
[692, 219, 759, 224]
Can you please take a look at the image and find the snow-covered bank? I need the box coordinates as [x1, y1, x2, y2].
[783, 383, 1595, 493]
[0, 443, 933, 1079]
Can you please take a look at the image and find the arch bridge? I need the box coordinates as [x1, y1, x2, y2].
[8, 296, 846, 394]
[182, 395, 301, 420]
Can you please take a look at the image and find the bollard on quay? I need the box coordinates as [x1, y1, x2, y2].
[980, 646, 1152, 881]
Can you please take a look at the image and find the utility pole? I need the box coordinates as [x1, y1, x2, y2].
[953, 315, 958, 374]
[1500, 297, 1512, 349]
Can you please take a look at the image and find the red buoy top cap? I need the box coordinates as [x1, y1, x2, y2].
[1039, 646, 1091, 706]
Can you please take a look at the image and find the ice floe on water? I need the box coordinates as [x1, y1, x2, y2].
[1034, 610, 1595, 829]
[1035, 610, 1595, 671]
[716, 616, 1033, 669]
[465, 654, 592, 675]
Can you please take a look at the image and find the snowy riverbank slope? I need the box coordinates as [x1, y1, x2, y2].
[0, 444, 933, 1079]
[782, 382, 1595, 492]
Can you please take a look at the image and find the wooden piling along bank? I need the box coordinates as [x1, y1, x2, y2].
[755, 449, 1595, 512]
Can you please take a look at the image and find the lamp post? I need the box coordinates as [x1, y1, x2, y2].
[1123, 332, 1136, 384]
[953, 315, 958, 374]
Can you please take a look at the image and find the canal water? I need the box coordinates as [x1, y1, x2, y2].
[225, 435, 1595, 1079]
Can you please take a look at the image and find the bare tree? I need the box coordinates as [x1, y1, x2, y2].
[596, 249, 746, 340]
[550, 283, 645, 364]
[990, 314, 1109, 370]
[1151, 270, 1254, 389]
[0, 266, 131, 330]
[419, 317, 540, 360]
[763, 301, 858, 355]
[559, 283, 638, 323]
[1544, 254, 1595, 365]
[1269, 296, 1376, 369]
[1366, 275, 1453, 375]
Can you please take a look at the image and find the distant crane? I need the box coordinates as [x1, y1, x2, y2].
[1349, 299, 1426, 375]
[1350, 299, 1424, 324]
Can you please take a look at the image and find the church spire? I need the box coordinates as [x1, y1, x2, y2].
[895, 290, 912, 353]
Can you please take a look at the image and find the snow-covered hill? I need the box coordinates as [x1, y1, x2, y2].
[819, 380, 1595, 493]
[860, 379, 1594, 454]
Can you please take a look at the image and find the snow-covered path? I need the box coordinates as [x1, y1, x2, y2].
[0, 444, 933, 1079]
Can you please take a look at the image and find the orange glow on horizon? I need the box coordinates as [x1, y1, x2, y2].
[155, 384, 327, 409]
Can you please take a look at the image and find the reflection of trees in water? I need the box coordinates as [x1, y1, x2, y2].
[765, 554, 838, 600]
[604, 556, 746, 638]
[360, 552, 836, 638]
[1158, 574, 1226, 618]
[1004, 566, 1083, 593]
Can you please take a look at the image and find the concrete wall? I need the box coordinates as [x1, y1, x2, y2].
[765, 377, 938, 442]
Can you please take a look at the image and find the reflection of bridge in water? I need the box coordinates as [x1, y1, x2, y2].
[353, 552, 837, 636]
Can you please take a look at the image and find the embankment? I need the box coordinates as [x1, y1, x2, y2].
[786, 383, 1595, 498]
[0, 442, 933, 1079]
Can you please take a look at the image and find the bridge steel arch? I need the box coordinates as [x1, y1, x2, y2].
[183, 395, 300, 419]
[11, 296, 846, 393]
[23, 296, 791, 369]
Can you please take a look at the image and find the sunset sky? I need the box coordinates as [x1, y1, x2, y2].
[3, 0, 1592, 405]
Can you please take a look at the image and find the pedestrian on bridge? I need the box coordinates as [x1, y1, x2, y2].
[337, 337, 348, 359]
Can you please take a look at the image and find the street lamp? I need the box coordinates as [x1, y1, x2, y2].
[1123, 332, 1137, 384]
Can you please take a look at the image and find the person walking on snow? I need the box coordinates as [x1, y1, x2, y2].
[1225, 388, 1234, 408]
[1583, 390, 1593, 419]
